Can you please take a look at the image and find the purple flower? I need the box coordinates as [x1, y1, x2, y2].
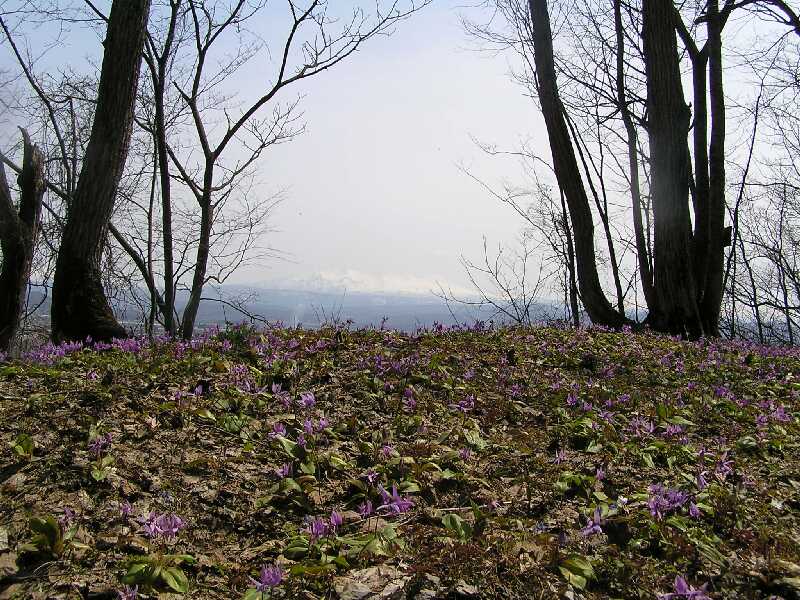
[380, 444, 395, 459]
[459, 447, 472, 461]
[249, 563, 285, 591]
[137, 512, 185, 541]
[552, 448, 567, 464]
[269, 422, 287, 439]
[305, 516, 329, 541]
[88, 433, 112, 456]
[58, 507, 75, 530]
[119, 501, 133, 519]
[330, 510, 343, 530]
[658, 575, 710, 599]
[377, 484, 414, 514]
[772, 405, 791, 422]
[316, 416, 330, 432]
[595, 467, 605, 482]
[581, 507, 604, 537]
[647, 484, 689, 520]
[364, 469, 379, 485]
[358, 500, 374, 517]
[715, 453, 733, 481]
[297, 433, 307, 448]
[450, 395, 475, 414]
[276, 463, 292, 478]
[271, 383, 291, 408]
[402, 388, 416, 411]
[299, 391, 316, 409]
[303, 418, 315, 435]
[117, 585, 138, 600]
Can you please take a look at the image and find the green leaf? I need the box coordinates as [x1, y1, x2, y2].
[193, 408, 216, 421]
[559, 555, 594, 590]
[464, 428, 487, 450]
[162, 567, 189, 593]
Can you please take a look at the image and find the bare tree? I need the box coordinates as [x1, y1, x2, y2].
[49, 0, 152, 342]
[0, 129, 44, 352]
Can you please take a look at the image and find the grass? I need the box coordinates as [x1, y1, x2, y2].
[1, 322, 799, 599]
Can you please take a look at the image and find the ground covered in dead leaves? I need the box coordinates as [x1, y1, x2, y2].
[1, 323, 800, 599]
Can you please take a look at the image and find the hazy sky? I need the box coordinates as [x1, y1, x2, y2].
[218, 0, 548, 295]
[0, 0, 550, 297]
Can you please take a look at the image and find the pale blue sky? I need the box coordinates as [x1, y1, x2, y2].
[240, 1, 547, 295]
[0, 0, 549, 297]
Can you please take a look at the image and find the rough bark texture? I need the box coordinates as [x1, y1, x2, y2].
[0, 131, 45, 352]
[51, 0, 151, 343]
[699, 0, 727, 336]
[529, 0, 627, 328]
[642, 0, 702, 337]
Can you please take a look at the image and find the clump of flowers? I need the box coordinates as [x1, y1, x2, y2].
[377, 484, 414, 514]
[581, 507, 604, 537]
[137, 512, 186, 542]
[647, 484, 692, 521]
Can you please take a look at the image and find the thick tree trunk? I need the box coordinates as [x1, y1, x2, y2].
[529, 0, 627, 329]
[642, 0, 703, 337]
[0, 131, 45, 352]
[699, 0, 727, 336]
[51, 0, 151, 343]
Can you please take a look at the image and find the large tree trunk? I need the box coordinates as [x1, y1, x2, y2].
[642, 0, 703, 337]
[0, 130, 45, 353]
[699, 0, 727, 336]
[528, 0, 628, 329]
[51, 0, 151, 343]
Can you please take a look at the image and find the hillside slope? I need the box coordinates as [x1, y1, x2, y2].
[1, 324, 799, 599]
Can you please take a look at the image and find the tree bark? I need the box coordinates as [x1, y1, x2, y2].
[51, 0, 151, 343]
[699, 0, 727, 336]
[642, 0, 702, 337]
[529, 0, 628, 328]
[179, 179, 213, 340]
[0, 130, 45, 352]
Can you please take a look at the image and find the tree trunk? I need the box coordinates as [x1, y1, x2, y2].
[699, 0, 727, 336]
[179, 179, 213, 340]
[0, 130, 45, 353]
[149, 0, 181, 336]
[51, 0, 151, 343]
[561, 191, 580, 327]
[642, 0, 702, 337]
[528, 0, 627, 328]
[613, 0, 656, 313]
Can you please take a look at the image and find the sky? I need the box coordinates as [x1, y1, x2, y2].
[233, 0, 547, 296]
[0, 0, 550, 298]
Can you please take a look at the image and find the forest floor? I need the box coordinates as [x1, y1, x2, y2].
[1, 324, 799, 600]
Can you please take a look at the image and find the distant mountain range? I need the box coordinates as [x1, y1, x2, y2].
[26, 285, 560, 332]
